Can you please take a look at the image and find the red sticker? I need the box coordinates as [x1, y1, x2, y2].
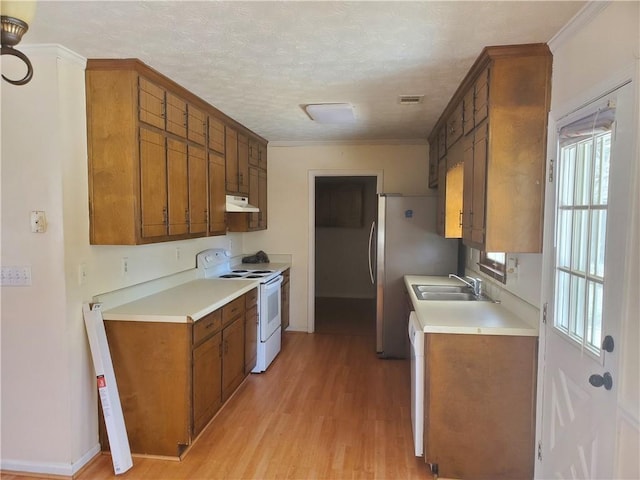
[97, 375, 106, 388]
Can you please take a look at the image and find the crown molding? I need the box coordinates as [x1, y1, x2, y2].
[548, 1, 610, 52]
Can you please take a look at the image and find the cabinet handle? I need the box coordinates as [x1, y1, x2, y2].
[161, 102, 166, 119]
[162, 207, 168, 225]
[459, 210, 463, 227]
[239, 173, 243, 184]
[185, 209, 189, 222]
[224, 340, 229, 354]
[205, 322, 214, 329]
[204, 209, 208, 222]
[183, 111, 188, 127]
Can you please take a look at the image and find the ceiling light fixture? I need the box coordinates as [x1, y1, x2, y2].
[1, 1, 36, 85]
[304, 103, 356, 124]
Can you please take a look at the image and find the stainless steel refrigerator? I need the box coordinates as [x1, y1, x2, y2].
[369, 194, 459, 358]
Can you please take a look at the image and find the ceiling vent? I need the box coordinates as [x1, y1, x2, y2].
[398, 95, 424, 105]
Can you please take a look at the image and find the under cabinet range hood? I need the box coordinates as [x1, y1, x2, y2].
[226, 195, 259, 213]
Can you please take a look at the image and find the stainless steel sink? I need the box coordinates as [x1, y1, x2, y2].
[413, 284, 470, 293]
[411, 284, 492, 302]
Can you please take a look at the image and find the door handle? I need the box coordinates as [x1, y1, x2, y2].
[368, 220, 376, 284]
[589, 372, 613, 390]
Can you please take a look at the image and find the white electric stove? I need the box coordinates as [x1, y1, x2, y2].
[196, 249, 282, 372]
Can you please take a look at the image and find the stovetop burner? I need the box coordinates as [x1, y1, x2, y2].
[197, 248, 279, 282]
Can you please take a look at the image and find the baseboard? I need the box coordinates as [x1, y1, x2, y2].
[315, 294, 375, 300]
[1, 443, 100, 477]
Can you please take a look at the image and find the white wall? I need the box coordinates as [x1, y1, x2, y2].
[541, 2, 640, 478]
[0, 46, 243, 475]
[244, 143, 429, 331]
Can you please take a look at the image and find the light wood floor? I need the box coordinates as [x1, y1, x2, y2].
[4, 299, 431, 480]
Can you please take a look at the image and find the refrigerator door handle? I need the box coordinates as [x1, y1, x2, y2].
[368, 220, 376, 284]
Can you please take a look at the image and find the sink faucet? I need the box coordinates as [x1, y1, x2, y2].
[448, 273, 483, 297]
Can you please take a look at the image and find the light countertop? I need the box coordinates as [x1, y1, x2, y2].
[102, 263, 290, 323]
[404, 275, 538, 337]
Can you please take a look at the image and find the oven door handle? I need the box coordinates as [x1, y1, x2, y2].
[263, 274, 283, 291]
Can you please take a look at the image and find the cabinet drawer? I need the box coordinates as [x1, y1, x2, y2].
[193, 309, 222, 345]
[222, 296, 245, 326]
[245, 288, 258, 308]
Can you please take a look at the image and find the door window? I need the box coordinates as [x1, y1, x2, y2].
[554, 107, 614, 355]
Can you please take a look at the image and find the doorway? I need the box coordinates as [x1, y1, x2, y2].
[308, 172, 381, 335]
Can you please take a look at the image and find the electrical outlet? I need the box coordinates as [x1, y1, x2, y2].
[121, 257, 129, 276]
[175, 247, 181, 261]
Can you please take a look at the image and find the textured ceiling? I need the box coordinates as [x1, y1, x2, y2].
[22, 1, 585, 144]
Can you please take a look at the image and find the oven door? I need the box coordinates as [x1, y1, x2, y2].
[259, 275, 283, 342]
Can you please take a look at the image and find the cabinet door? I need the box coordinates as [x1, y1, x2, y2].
[225, 127, 239, 193]
[248, 138, 259, 167]
[248, 167, 260, 229]
[281, 271, 290, 331]
[244, 305, 258, 374]
[237, 133, 250, 195]
[187, 104, 207, 146]
[462, 134, 474, 244]
[474, 67, 489, 126]
[166, 92, 187, 138]
[209, 151, 226, 235]
[258, 143, 267, 170]
[208, 117, 225, 154]
[258, 169, 267, 230]
[445, 162, 464, 239]
[167, 138, 189, 236]
[222, 317, 245, 401]
[188, 145, 208, 234]
[446, 102, 464, 148]
[436, 160, 446, 237]
[462, 87, 475, 135]
[192, 331, 222, 436]
[138, 77, 165, 130]
[462, 123, 488, 248]
[470, 123, 488, 246]
[428, 140, 439, 189]
[140, 128, 168, 238]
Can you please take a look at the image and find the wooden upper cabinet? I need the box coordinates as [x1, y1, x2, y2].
[237, 133, 250, 195]
[138, 77, 165, 129]
[139, 127, 168, 239]
[249, 138, 259, 167]
[258, 143, 267, 170]
[428, 44, 551, 253]
[166, 92, 188, 138]
[428, 138, 439, 189]
[86, 58, 267, 244]
[209, 151, 226, 236]
[227, 140, 267, 232]
[208, 116, 225, 154]
[188, 145, 208, 234]
[225, 127, 239, 193]
[446, 102, 464, 148]
[166, 138, 189, 236]
[474, 67, 489, 126]
[187, 104, 207, 146]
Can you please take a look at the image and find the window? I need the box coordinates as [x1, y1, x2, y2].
[553, 106, 613, 355]
[480, 251, 506, 283]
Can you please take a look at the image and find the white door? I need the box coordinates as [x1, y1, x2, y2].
[539, 83, 635, 479]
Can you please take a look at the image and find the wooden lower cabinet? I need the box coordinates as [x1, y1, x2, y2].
[423, 333, 537, 479]
[244, 288, 258, 373]
[99, 288, 257, 458]
[281, 268, 290, 331]
[193, 330, 222, 436]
